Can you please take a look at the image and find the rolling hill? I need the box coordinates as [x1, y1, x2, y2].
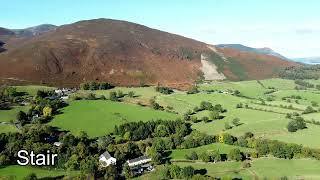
[0, 19, 298, 88]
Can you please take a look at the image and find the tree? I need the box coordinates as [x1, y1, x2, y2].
[155, 124, 170, 137]
[199, 152, 210, 162]
[80, 157, 98, 175]
[149, 99, 163, 110]
[181, 166, 195, 179]
[303, 106, 316, 114]
[16, 111, 28, 125]
[228, 148, 242, 161]
[123, 163, 133, 179]
[104, 165, 118, 180]
[287, 122, 297, 134]
[236, 103, 243, 108]
[209, 110, 220, 120]
[190, 116, 198, 123]
[109, 91, 118, 101]
[187, 86, 199, 94]
[128, 91, 135, 98]
[224, 122, 232, 130]
[65, 154, 79, 171]
[211, 150, 221, 162]
[295, 117, 306, 129]
[123, 132, 132, 141]
[169, 165, 182, 179]
[42, 106, 52, 117]
[151, 151, 163, 165]
[117, 90, 124, 98]
[202, 116, 210, 123]
[80, 83, 90, 90]
[232, 118, 241, 126]
[185, 151, 198, 160]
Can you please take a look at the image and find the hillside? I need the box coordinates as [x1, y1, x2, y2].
[0, 19, 298, 88]
[215, 47, 298, 80]
[216, 44, 288, 60]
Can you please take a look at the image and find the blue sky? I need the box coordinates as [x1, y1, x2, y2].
[1, 0, 320, 58]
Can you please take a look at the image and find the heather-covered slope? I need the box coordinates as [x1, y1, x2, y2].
[0, 19, 298, 88]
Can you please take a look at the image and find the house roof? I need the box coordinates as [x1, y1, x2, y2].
[100, 151, 112, 159]
[127, 156, 151, 164]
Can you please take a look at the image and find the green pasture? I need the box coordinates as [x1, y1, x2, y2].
[170, 143, 254, 160]
[49, 100, 179, 137]
[0, 165, 78, 180]
[0, 124, 18, 134]
[0, 106, 29, 123]
[14, 85, 56, 96]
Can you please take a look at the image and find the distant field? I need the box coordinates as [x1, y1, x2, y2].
[302, 113, 320, 122]
[251, 158, 320, 179]
[267, 124, 320, 148]
[199, 80, 267, 98]
[50, 100, 179, 137]
[172, 158, 320, 179]
[192, 108, 288, 136]
[0, 106, 29, 123]
[259, 78, 296, 90]
[14, 85, 56, 96]
[0, 165, 78, 180]
[157, 92, 245, 114]
[174, 161, 251, 179]
[170, 143, 254, 160]
[75, 87, 162, 104]
[272, 90, 320, 103]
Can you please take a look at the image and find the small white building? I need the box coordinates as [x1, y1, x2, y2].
[53, 142, 63, 147]
[99, 151, 116, 167]
[127, 156, 151, 167]
[54, 89, 63, 96]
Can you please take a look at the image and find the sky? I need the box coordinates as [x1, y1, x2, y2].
[1, 0, 320, 58]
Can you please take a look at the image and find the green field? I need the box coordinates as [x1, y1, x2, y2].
[172, 158, 320, 179]
[0, 165, 78, 180]
[0, 106, 30, 123]
[49, 100, 179, 137]
[170, 143, 254, 160]
[75, 87, 162, 104]
[174, 161, 252, 179]
[0, 124, 18, 134]
[251, 158, 320, 179]
[14, 85, 56, 96]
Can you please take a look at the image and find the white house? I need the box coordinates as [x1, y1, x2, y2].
[53, 142, 63, 147]
[127, 156, 151, 167]
[99, 151, 116, 167]
[54, 89, 63, 96]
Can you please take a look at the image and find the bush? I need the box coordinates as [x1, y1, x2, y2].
[242, 161, 251, 168]
[156, 86, 174, 94]
[185, 151, 198, 160]
[224, 122, 232, 130]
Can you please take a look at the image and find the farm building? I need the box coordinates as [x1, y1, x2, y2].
[127, 156, 151, 167]
[99, 151, 116, 167]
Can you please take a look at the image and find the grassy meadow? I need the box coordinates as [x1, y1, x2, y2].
[0, 165, 78, 180]
[169, 143, 254, 160]
[49, 100, 179, 137]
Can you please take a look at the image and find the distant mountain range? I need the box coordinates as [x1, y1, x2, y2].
[291, 57, 320, 64]
[216, 44, 288, 60]
[0, 19, 298, 88]
[0, 24, 57, 37]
